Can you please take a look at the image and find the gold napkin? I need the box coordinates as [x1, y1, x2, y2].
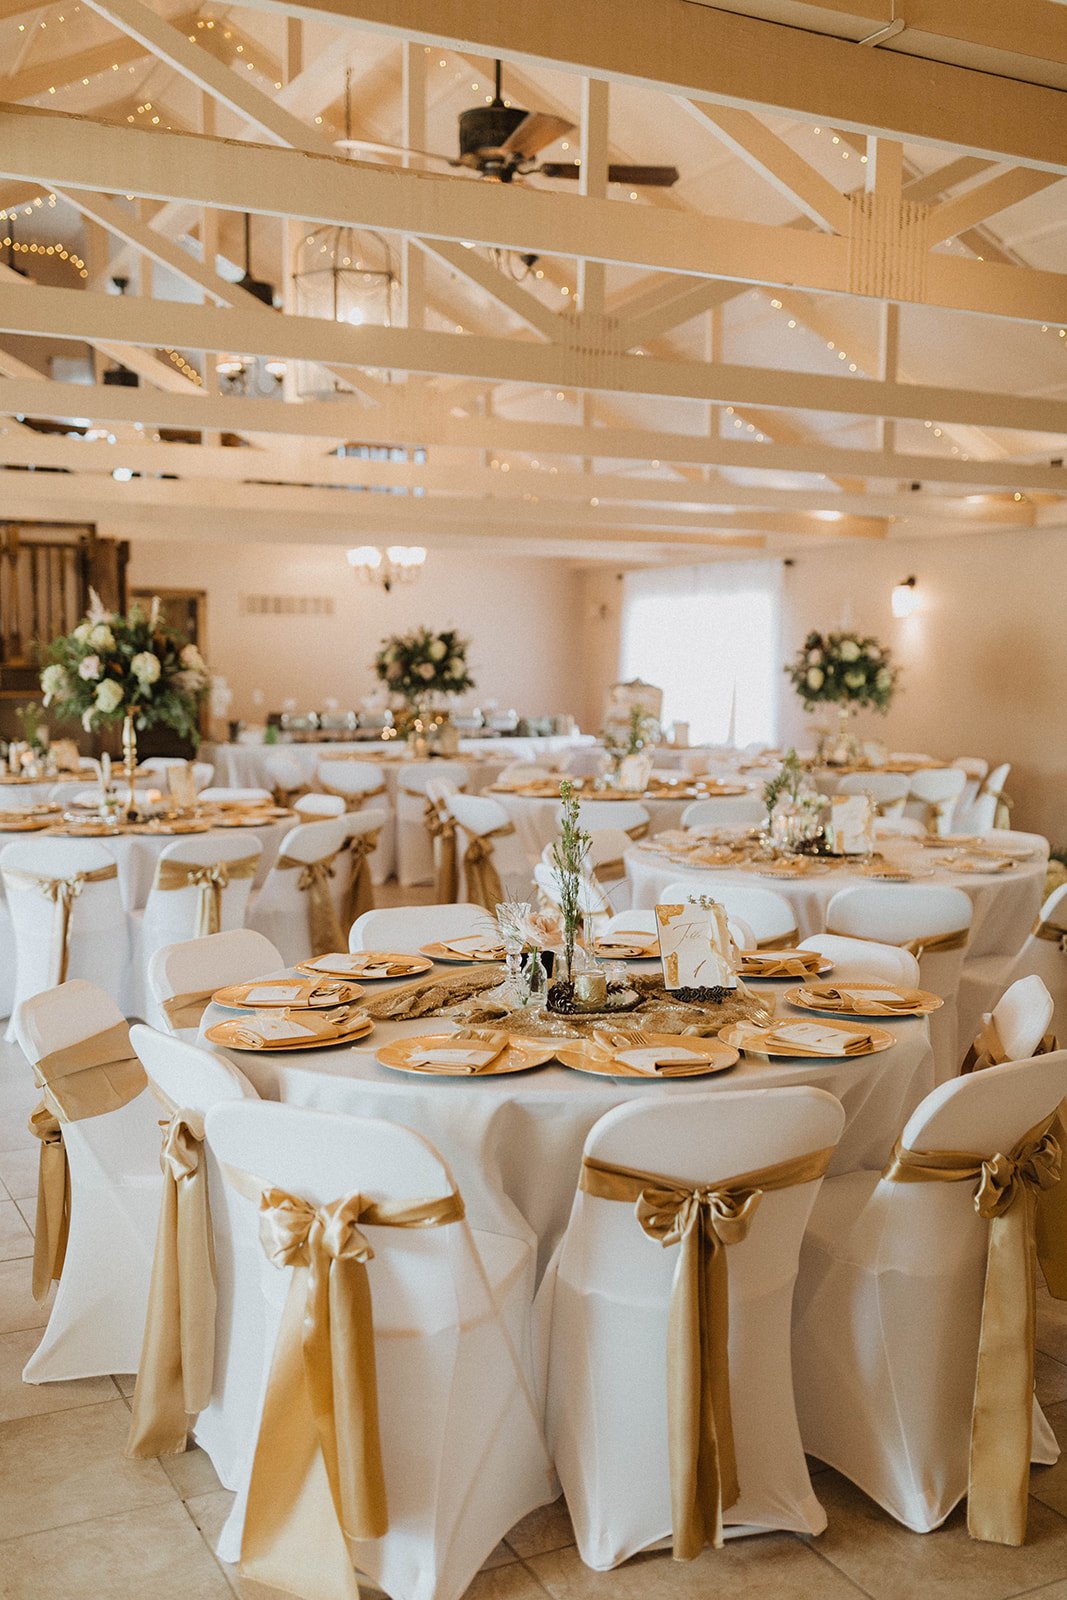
[407, 1030, 509, 1073]
[803, 983, 917, 1015]
[742, 952, 821, 978]
[442, 940, 505, 960]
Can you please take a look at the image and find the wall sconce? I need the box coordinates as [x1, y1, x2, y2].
[891, 575, 919, 618]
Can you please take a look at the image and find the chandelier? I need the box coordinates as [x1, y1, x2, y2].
[347, 546, 426, 592]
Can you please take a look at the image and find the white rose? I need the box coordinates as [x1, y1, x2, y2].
[806, 667, 825, 690]
[180, 643, 204, 671]
[844, 670, 865, 689]
[447, 656, 463, 674]
[90, 623, 115, 651]
[807, 648, 823, 665]
[429, 639, 447, 661]
[131, 651, 161, 685]
[78, 654, 102, 681]
[866, 645, 881, 660]
[876, 668, 892, 691]
[72, 622, 92, 643]
[838, 639, 861, 663]
[40, 664, 68, 705]
[95, 679, 124, 714]
[418, 661, 436, 680]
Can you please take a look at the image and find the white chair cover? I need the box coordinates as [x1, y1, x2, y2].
[538, 1088, 845, 1568]
[147, 928, 284, 1040]
[204, 1101, 555, 1600]
[792, 1050, 1067, 1533]
[904, 768, 967, 835]
[567, 800, 650, 837]
[247, 817, 351, 966]
[293, 791, 345, 820]
[0, 899, 15, 1020]
[952, 757, 989, 813]
[447, 793, 534, 904]
[564, 748, 608, 781]
[349, 903, 490, 953]
[395, 761, 468, 888]
[1, 838, 130, 1034]
[140, 757, 215, 793]
[16, 980, 161, 1382]
[799, 934, 922, 987]
[986, 974, 1055, 1063]
[317, 759, 395, 883]
[837, 771, 910, 818]
[1007, 883, 1067, 1037]
[534, 863, 612, 931]
[680, 796, 765, 830]
[198, 787, 273, 804]
[955, 762, 1012, 835]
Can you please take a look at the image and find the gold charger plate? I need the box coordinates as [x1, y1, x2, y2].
[205, 1013, 373, 1052]
[209, 813, 285, 829]
[130, 818, 215, 835]
[213, 977, 364, 1010]
[719, 1017, 894, 1059]
[420, 940, 506, 963]
[594, 938, 661, 960]
[784, 981, 943, 1019]
[947, 856, 1018, 874]
[860, 865, 933, 882]
[556, 1034, 739, 1078]
[296, 951, 433, 980]
[750, 861, 831, 880]
[376, 1033, 557, 1077]
[0, 816, 51, 832]
[739, 950, 833, 980]
[52, 820, 121, 837]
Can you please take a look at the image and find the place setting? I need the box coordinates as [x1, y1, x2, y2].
[783, 980, 943, 1018]
[297, 950, 434, 980]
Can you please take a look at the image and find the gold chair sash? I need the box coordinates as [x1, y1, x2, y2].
[223, 1164, 466, 1600]
[422, 799, 458, 903]
[152, 853, 259, 938]
[960, 1016, 1059, 1077]
[128, 1093, 215, 1458]
[579, 1144, 835, 1559]
[1033, 918, 1067, 952]
[277, 849, 347, 957]
[593, 856, 626, 886]
[341, 830, 380, 932]
[28, 1102, 69, 1301]
[27, 1021, 146, 1302]
[922, 797, 957, 834]
[884, 1112, 1063, 1545]
[161, 988, 218, 1032]
[824, 923, 969, 959]
[458, 821, 516, 914]
[626, 820, 651, 842]
[319, 780, 388, 813]
[3, 863, 119, 985]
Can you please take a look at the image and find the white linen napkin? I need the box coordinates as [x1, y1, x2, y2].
[613, 1046, 708, 1075]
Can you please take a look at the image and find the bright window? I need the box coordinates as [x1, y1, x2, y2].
[619, 559, 783, 746]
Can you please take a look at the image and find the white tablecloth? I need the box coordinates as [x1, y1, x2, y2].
[210, 734, 593, 791]
[493, 793, 694, 866]
[201, 972, 934, 1275]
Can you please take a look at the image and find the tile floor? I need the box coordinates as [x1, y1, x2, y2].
[7, 1035, 1067, 1597]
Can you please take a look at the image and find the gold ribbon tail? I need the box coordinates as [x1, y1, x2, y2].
[28, 1102, 69, 1302]
[461, 823, 514, 913]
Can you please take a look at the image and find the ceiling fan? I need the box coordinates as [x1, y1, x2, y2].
[335, 61, 679, 188]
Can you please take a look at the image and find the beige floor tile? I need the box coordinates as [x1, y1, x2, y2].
[112, 1370, 137, 1396]
[0, 1148, 38, 1203]
[0, 1256, 52, 1333]
[0, 1111, 33, 1152]
[528, 1532, 865, 1598]
[1039, 1297, 1067, 1366]
[161, 1443, 224, 1501]
[1031, 1401, 1067, 1519]
[187, 1488, 388, 1600]
[0, 1500, 232, 1600]
[0, 1397, 175, 1539]
[482, 1541, 520, 1571]
[803, 1467, 1067, 1600]
[0, 1200, 32, 1262]
[507, 1496, 576, 1557]
[462, 1569, 550, 1599]
[0, 1328, 115, 1421]
[1037, 1355, 1067, 1409]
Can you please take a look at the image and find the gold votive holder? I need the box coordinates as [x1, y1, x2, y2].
[574, 970, 608, 1009]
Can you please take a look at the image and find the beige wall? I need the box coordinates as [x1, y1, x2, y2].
[125, 539, 586, 726]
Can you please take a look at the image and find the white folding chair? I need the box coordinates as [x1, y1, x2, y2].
[16, 980, 161, 1382]
[568, 799, 650, 838]
[497, 762, 557, 787]
[825, 884, 973, 1079]
[147, 927, 284, 1040]
[792, 1050, 1067, 1534]
[447, 792, 534, 907]
[539, 1088, 845, 1568]
[1, 838, 130, 1035]
[799, 934, 921, 987]
[1008, 883, 1067, 1036]
[317, 759, 394, 883]
[395, 761, 468, 887]
[978, 974, 1055, 1064]
[129, 1024, 258, 1487]
[534, 862, 612, 933]
[955, 762, 1012, 835]
[905, 768, 967, 835]
[130, 835, 264, 1021]
[836, 770, 910, 819]
[349, 902, 491, 953]
[952, 757, 989, 813]
[660, 880, 798, 950]
[204, 1101, 554, 1597]
[247, 816, 351, 965]
[262, 750, 308, 804]
[198, 787, 273, 804]
[681, 795, 765, 831]
[293, 791, 345, 820]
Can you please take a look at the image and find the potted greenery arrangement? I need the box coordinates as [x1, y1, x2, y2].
[762, 748, 824, 853]
[601, 704, 660, 791]
[546, 780, 592, 1011]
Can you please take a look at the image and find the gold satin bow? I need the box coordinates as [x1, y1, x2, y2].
[342, 830, 380, 932]
[319, 780, 388, 812]
[153, 853, 259, 937]
[28, 1101, 69, 1302]
[223, 1167, 465, 1600]
[459, 822, 516, 914]
[128, 1100, 215, 1458]
[884, 1114, 1063, 1545]
[580, 1144, 833, 1559]
[161, 988, 218, 1032]
[277, 849, 347, 957]
[422, 798, 459, 903]
[1033, 918, 1067, 952]
[3, 862, 118, 985]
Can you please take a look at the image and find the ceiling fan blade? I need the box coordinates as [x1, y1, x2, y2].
[537, 162, 680, 187]
[498, 111, 575, 159]
[334, 136, 452, 165]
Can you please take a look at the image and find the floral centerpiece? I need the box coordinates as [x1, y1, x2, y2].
[761, 748, 824, 853]
[40, 590, 209, 812]
[786, 630, 898, 714]
[374, 627, 474, 706]
[601, 704, 660, 791]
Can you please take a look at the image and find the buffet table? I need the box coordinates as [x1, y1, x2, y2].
[209, 733, 594, 790]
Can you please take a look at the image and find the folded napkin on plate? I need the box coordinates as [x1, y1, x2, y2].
[805, 983, 914, 1014]
[761, 1021, 875, 1056]
[227, 1014, 324, 1048]
[443, 939, 505, 960]
[743, 952, 820, 977]
[408, 1031, 510, 1073]
[613, 1045, 710, 1075]
[599, 931, 657, 952]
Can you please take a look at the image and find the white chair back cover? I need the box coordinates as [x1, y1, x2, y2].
[204, 1100, 553, 1596]
[15, 979, 162, 1381]
[198, 787, 273, 804]
[447, 792, 534, 903]
[659, 880, 797, 948]
[799, 934, 922, 987]
[825, 883, 972, 1078]
[793, 1050, 1067, 1534]
[1008, 882, 1067, 1036]
[837, 771, 910, 817]
[247, 817, 350, 966]
[498, 763, 556, 785]
[955, 761, 1012, 834]
[680, 795, 765, 830]
[140, 757, 215, 792]
[349, 902, 491, 952]
[262, 752, 306, 796]
[905, 767, 967, 834]
[989, 974, 1055, 1062]
[952, 757, 989, 812]
[148, 928, 284, 1039]
[569, 800, 650, 836]
[564, 748, 606, 780]
[540, 1087, 845, 1567]
[316, 760, 395, 883]
[293, 791, 345, 819]
[395, 762, 468, 887]
[1, 838, 130, 1029]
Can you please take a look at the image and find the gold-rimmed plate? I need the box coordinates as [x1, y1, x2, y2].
[212, 977, 364, 1010]
[719, 1017, 894, 1058]
[751, 861, 831, 880]
[946, 855, 1019, 875]
[860, 864, 934, 883]
[0, 815, 51, 832]
[739, 950, 833, 979]
[419, 939, 506, 963]
[205, 1011, 374, 1052]
[785, 981, 943, 1019]
[130, 817, 215, 835]
[594, 937, 661, 960]
[296, 951, 433, 981]
[556, 1033, 738, 1078]
[376, 1033, 557, 1076]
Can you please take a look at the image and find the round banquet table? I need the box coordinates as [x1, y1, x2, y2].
[492, 790, 698, 865]
[209, 734, 594, 793]
[201, 966, 934, 1277]
[0, 817, 293, 910]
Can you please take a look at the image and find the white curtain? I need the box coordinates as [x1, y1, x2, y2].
[619, 560, 783, 746]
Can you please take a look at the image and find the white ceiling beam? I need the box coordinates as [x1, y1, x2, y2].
[681, 102, 852, 234]
[0, 33, 151, 101]
[227, 0, 1067, 173]
[902, 156, 995, 206]
[622, 279, 745, 348]
[925, 168, 1064, 248]
[415, 240, 569, 343]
